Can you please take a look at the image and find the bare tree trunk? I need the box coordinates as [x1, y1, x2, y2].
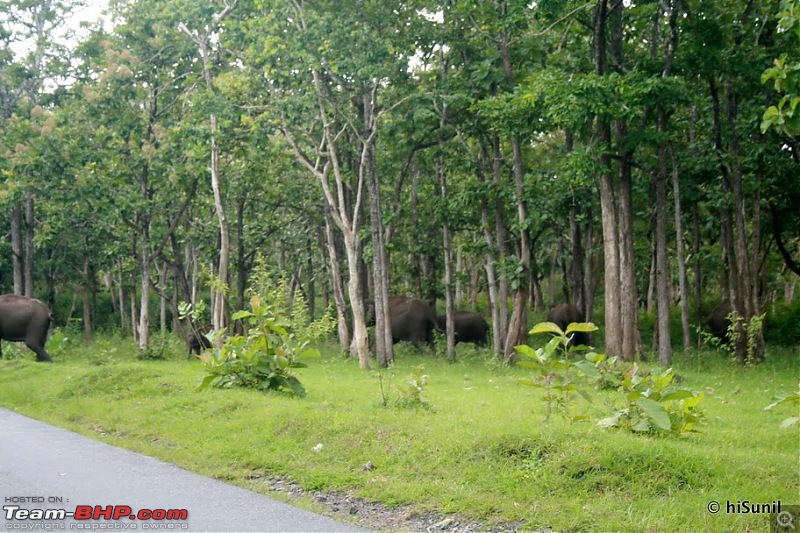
[594, 0, 622, 356]
[671, 149, 692, 351]
[24, 190, 34, 297]
[83, 256, 92, 344]
[438, 159, 457, 362]
[655, 106, 672, 365]
[491, 136, 509, 351]
[159, 262, 167, 335]
[177, 3, 236, 333]
[11, 204, 24, 295]
[323, 204, 350, 351]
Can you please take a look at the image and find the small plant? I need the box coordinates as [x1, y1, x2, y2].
[47, 328, 71, 358]
[136, 335, 168, 361]
[598, 365, 704, 434]
[197, 295, 320, 396]
[196, 256, 334, 397]
[764, 385, 800, 429]
[516, 321, 600, 422]
[393, 364, 431, 409]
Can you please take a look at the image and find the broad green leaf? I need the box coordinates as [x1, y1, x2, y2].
[529, 322, 564, 336]
[565, 322, 598, 334]
[573, 359, 601, 379]
[636, 398, 671, 431]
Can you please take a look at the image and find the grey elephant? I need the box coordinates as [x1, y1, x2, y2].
[546, 302, 592, 348]
[435, 311, 488, 346]
[707, 301, 733, 344]
[368, 296, 439, 350]
[0, 294, 53, 362]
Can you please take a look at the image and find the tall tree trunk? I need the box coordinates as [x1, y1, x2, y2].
[11, 204, 24, 295]
[438, 159, 456, 362]
[671, 149, 692, 351]
[323, 203, 350, 351]
[24, 190, 34, 297]
[594, 0, 623, 357]
[655, 105, 672, 365]
[477, 143, 503, 357]
[611, 0, 642, 361]
[491, 136, 509, 352]
[83, 256, 92, 344]
[178, 3, 236, 333]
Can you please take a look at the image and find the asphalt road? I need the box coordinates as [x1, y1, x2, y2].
[0, 408, 368, 532]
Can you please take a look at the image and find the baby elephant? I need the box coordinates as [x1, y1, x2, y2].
[435, 311, 488, 346]
[186, 325, 212, 355]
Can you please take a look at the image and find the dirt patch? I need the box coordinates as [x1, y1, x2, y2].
[262, 475, 540, 532]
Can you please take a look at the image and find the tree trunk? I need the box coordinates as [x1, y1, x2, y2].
[438, 159, 457, 362]
[594, 0, 622, 357]
[83, 256, 92, 344]
[323, 204, 350, 351]
[671, 148, 692, 351]
[491, 136, 509, 354]
[11, 204, 24, 295]
[24, 190, 35, 297]
[655, 105, 672, 366]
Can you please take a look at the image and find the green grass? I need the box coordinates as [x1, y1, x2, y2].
[0, 331, 797, 532]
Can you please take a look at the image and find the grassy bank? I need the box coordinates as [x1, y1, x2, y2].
[0, 334, 797, 532]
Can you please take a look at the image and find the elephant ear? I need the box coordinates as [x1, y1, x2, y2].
[529, 322, 564, 336]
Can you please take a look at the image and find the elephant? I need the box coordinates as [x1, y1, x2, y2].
[388, 296, 440, 349]
[708, 301, 733, 344]
[435, 311, 488, 346]
[546, 302, 592, 348]
[0, 294, 53, 362]
[367, 296, 439, 350]
[186, 324, 212, 355]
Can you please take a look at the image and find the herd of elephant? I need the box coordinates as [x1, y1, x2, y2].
[0, 294, 735, 361]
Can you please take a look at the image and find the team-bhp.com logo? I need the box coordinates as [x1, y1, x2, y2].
[4, 505, 188, 521]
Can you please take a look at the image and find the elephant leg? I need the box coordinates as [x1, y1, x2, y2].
[26, 341, 52, 362]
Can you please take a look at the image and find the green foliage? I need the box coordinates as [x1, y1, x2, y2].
[761, 1, 800, 136]
[764, 385, 800, 429]
[136, 335, 169, 361]
[0, 338, 798, 532]
[46, 328, 71, 358]
[598, 366, 705, 435]
[393, 364, 431, 410]
[764, 300, 800, 346]
[196, 295, 321, 397]
[196, 258, 334, 397]
[516, 321, 601, 422]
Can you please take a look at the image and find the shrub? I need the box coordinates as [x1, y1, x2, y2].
[196, 257, 335, 397]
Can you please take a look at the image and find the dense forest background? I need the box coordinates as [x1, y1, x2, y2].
[1, 0, 798, 368]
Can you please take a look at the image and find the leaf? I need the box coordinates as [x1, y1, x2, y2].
[514, 344, 538, 359]
[632, 418, 651, 432]
[779, 417, 800, 429]
[573, 359, 601, 379]
[598, 412, 622, 428]
[529, 322, 564, 336]
[635, 398, 671, 431]
[231, 310, 254, 321]
[661, 389, 695, 402]
[565, 322, 598, 334]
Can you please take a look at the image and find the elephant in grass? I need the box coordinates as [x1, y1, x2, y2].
[367, 296, 440, 350]
[435, 311, 488, 346]
[707, 301, 733, 344]
[0, 294, 53, 362]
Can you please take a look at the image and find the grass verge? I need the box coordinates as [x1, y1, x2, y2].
[0, 333, 797, 532]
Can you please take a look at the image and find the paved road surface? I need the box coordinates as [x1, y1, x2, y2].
[0, 408, 367, 532]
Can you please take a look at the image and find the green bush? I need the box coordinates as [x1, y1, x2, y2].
[764, 300, 800, 346]
[196, 258, 335, 397]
